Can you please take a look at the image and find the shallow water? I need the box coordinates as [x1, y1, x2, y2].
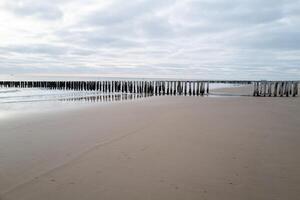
[0, 77, 244, 119]
[0, 87, 149, 119]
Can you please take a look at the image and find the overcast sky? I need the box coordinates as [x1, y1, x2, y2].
[0, 0, 299, 80]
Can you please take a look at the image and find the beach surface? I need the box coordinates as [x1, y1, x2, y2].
[1, 86, 300, 200]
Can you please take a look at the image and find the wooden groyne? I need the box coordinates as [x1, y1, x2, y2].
[0, 80, 298, 97]
[0, 80, 212, 96]
[253, 81, 298, 97]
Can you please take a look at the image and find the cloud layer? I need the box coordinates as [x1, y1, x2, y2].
[0, 0, 299, 80]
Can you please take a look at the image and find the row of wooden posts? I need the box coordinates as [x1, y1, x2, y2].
[253, 81, 298, 97]
[0, 80, 209, 96]
[0, 80, 298, 97]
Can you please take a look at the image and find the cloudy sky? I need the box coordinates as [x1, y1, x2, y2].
[0, 0, 299, 80]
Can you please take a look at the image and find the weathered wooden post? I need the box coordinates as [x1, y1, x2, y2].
[146, 81, 149, 95]
[262, 82, 266, 96]
[254, 82, 259, 96]
[113, 81, 116, 93]
[166, 81, 169, 95]
[157, 81, 161, 95]
[150, 81, 153, 95]
[273, 82, 278, 97]
[170, 81, 173, 96]
[173, 81, 176, 95]
[170, 81, 173, 95]
[158, 81, 161, 95]
[131, 81, 134, 94]
[136, 81, 139, 94]
[110, 81, 113, 93]
[294, 82, 299, 96]
[200, 82, 204, 95]
[145, 81, 148, 95]
[206, 81, 209, 94]
[152, 81, 155, 95]
[268, 82, 272, 97]
[191, 82, 195, 96]
[289, 82, 292, 96]
[159, 81, 162, 95]
[121, 81, 124, 93]
[253, 82, 256, 96]
[280, 82, 284, 97]
[106, 81, 109, 93]
[285, 82, 290, 97]
[177, 81, 181, 95]
[148, 81, 152, 95]
[187, 82, 190, 96]
[132, 81, 136, 94]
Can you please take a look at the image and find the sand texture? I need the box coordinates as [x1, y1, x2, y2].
[0, 89, 300, 200]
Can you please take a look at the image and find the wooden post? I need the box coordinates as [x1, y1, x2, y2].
[166, 81, 169, 95]
[274, 82, 278, 97]
[192, 82, 195, 96]
[263, 82, 266, 96]
[296, 82, 299, 96]
[280, 82, 284, 97]
[177, 81, 181, 95]
[268, 82, 272, 97]
[206, 82, 209, 94]
[200, 82, 204, 95]
[173, 81, 176, 95]
[285, 82, 289, 97]
[254, 82, 259, 96]
[253, 82, 256, 96]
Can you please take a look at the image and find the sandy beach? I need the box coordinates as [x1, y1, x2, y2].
[1, 87, 300, 200]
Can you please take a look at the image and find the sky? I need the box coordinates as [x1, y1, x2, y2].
[0, 0, 299, 80]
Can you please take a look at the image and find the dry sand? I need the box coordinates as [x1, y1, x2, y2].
[0, 86, 300, 200]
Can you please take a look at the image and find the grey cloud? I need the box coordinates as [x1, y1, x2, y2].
[56, 29, 142, 49]
[1, 44, 67, 55]
[6, 0, 63, 20]
[81, 0, 173, 26]
[0, 43, 98, 57]
[185, 0, 285, 25]
[136, 16, 175, 38]
[1, 0, 300, 80]
[82, 35, 141, 48]
[241, 30, 300, 50]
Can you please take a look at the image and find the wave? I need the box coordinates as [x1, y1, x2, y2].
[0, 89, 19, 94]
[0, 90, 103, 99]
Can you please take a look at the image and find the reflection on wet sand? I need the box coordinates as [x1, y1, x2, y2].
[60, 93, 153, 103]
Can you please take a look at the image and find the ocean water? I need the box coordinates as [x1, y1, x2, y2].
[0, 75, 245, 119]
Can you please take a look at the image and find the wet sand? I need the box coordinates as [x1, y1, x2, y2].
[0, 87, 300, 200]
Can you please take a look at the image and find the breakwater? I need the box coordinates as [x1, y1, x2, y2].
[253, 81, 298, 97]
[0, 80, 298, 97]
